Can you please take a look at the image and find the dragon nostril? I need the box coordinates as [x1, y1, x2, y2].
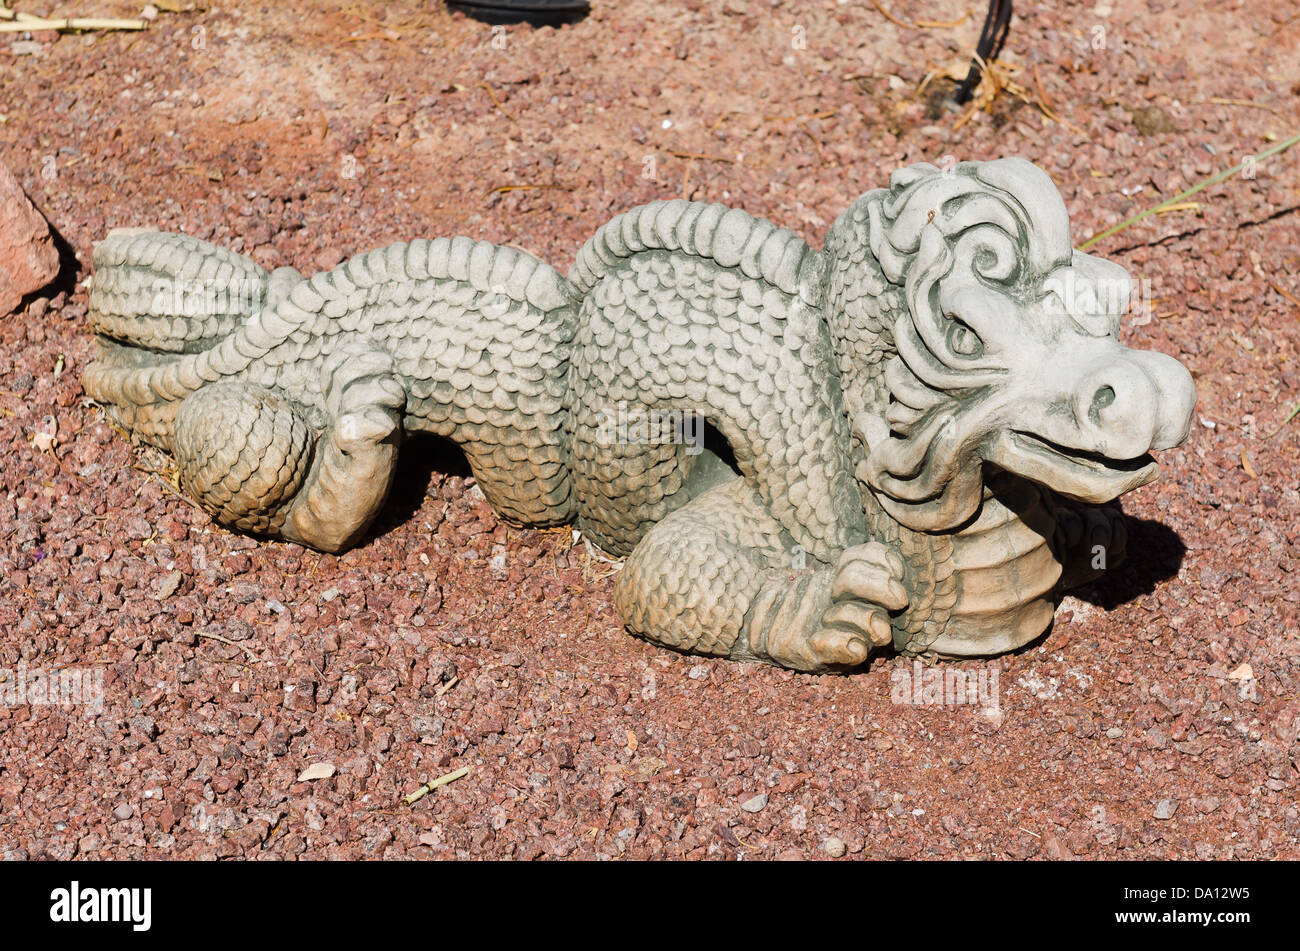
[1089, 384, 1116, 424]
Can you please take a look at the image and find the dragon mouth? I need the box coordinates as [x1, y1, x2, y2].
[986, 429, 1159, 503]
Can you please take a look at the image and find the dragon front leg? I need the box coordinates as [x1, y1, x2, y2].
[615, 478, 909, 672]
[172, 346, 405, 553]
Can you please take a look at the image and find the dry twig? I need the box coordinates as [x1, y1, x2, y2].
[1205, 97, 1282, 116]
[667, 150, 734, 164]
[871, 0, 970, 29]
[484, 182, 568, 197]
[1079, 130, 1300, 250]
[403, 767, 470, 805]
[1269, 281, 1300, 310]
[477, 82, 517, 122]
[197, 631, 260, 662]
[0, 5, 145, 31]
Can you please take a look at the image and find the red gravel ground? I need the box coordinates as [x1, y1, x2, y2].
[0, 0, 1298, 860]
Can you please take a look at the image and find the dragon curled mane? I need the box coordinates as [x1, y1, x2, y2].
[827, 158, 1178, 534]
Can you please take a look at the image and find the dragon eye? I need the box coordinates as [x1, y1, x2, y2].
[944, 315, 983, 358]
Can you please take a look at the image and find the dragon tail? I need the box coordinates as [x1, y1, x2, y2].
[83, 230, 303, 447]
[86, 229, 290, 353]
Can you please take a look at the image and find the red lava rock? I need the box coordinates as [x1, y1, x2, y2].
[314, 247, 346, 271]
[0, 162, 59, 315]
[0, 0, 1297, 862]
[1042, 834, 1073, 861]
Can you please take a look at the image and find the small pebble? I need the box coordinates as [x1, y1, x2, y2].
[740, 793, 767, 813]
[822, 836, 847, 858]
[315, 247, 346, 270]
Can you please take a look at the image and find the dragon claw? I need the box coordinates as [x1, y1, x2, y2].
[812, 541, 910, 658]
[325, 348, 401, 418]
[336, 407, 400, 450]
[830, 542, 909, 611]
[821, 600, 894, 646]
[809, 627, 871, 666]
[757, 540, 909, 671]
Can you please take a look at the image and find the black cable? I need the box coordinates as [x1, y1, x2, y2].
[446, 0, 590, 27]
[954, 0, 1013, 104]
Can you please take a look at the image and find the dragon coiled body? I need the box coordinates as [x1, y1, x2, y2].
[83, 159, 1197, 671]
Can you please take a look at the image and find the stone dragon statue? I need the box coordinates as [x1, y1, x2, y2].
[83, 158, 1196, 672]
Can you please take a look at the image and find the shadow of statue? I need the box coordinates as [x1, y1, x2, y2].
[371, 433, 473, 539]
[1066, 513, 1187, 611]
[16, 213, 81, 311]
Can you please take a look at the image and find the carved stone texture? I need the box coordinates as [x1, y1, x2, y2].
[0, 162, 60, 315]
[83, 158, 1197, 671]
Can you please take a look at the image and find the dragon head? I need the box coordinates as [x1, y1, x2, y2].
[853, 158, 1196, 532]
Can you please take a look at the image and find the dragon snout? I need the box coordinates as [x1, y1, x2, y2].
[1072, 349, 1196, 457]
[984, 342, 1196, 505]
